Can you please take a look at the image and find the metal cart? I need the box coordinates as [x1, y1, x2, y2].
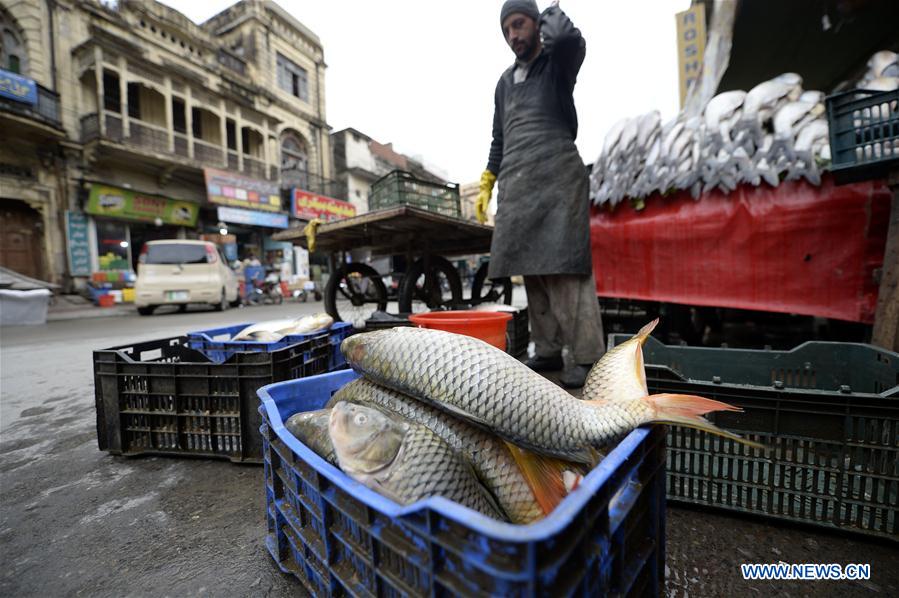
[273, 205, 512, 323]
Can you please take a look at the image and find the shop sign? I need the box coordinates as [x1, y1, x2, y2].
[0, 68, 37, 105]
[204, 167, 281, 212]
[675, 4, 706, 107]
[217, 206, 288, 229]
[291, 189, 356, 221]
[65, 211, 91, 277]
[86, 184, 199, 226]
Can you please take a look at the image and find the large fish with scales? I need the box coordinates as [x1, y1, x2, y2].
[328, 378, 581, 524]
[329, 401, 503, 519]
[341, 327, 761, 463]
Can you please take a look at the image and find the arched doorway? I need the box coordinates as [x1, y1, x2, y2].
[0, 199, 45, 280]
[280, 131, 308, 190]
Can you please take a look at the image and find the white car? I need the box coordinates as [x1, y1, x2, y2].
[135, 240, 239, 315]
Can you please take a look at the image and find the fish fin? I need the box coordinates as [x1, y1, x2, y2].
[419, 393, 494, 431]
[633, 318, 659, 345]
[644, 393, 767, 451]
[504, 442, 570, 515]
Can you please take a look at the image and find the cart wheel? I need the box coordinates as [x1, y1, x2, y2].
[470, 262, 512, 305]
[325, 262, 388, 325]
[398, 256, 464, 313]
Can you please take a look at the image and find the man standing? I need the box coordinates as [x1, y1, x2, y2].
[475, 0, 604, 388]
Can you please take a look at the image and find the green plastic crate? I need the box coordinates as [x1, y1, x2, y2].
[368, 170, 461, 217]
[826, 88, 899, 184]
[609, 334, 899, 540]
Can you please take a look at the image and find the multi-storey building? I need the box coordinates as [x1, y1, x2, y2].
[331, 127, 446, 216]
[0, 0, 335, 288]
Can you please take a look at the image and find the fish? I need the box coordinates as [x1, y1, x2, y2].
[866, 50, 898, 79]
[583, 319, 657, 403]
[232, 318, 300, 340]
[328, 378, 577, 524]
[245, 330, 285, 342]
[341, 327, 762, 462]
[285, 409, 337, 464]
[291, 313, 334, 334]
[329, 401, 504, 519]
[704, 90, 746, 139]
[232, 313, 333, 341]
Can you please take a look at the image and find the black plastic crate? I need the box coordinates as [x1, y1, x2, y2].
[368, 170, 461, 218]
[93, 336, 330, 463]
[826, 88, 899, 183]
[609, 334, 899, 540]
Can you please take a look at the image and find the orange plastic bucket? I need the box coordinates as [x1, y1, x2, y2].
[97, 294, 115, 308]
[409, 311, 513, 350]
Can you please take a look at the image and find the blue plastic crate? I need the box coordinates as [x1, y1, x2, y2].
[187, 321, 351, 367]
[258, 370, 667, 596]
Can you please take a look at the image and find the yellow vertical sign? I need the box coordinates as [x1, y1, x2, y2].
[676, 4, 706, 107]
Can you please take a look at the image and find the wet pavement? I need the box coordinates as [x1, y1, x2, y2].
[1, 298, 896, 596]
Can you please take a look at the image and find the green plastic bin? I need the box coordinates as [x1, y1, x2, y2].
[609, 334, 899, 540]
[368, 170, 461, 218]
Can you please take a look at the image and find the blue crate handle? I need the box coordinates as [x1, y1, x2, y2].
[258, 370, 656, 540]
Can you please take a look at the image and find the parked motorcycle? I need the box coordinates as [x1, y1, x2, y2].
[246, 271, 284, 305]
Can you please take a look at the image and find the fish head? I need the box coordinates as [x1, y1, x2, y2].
[329, 401, 406, 474]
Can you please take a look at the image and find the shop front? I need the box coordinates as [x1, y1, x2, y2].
[290, 188, 357, 284]
[76, 182, 200, 304]
[82, 183, 200, 271]
[202, 168, 292, 282]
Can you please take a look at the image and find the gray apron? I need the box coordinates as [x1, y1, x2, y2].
[487, 75, 592, 279]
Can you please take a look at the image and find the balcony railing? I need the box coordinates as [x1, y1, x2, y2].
[174, 133, 189, 157]
[81, 113, 100, 142]
[0, 81, 62, 128]
[105, 113, 123, 142]
[194, 138, 223, 166]
[129, 120, 170, 154]
[227, 150, 239, 170]
[243, 156, 266, 180]
[287, 170, 348, 200]
[217, 49, 247, 77]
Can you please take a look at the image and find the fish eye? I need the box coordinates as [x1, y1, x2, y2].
[354, 413, 368, 426]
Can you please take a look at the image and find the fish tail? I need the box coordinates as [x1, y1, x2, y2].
[644, 393, 767, 451]
[634, 318, 660, 345]
[505, 442, 582, 515]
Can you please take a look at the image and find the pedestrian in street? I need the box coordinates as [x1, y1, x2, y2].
[475, 0, 605, 388]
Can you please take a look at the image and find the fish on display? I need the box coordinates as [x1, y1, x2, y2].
[291, 313, 334, 333]
[329, 401, 504, 519]
[285, 409, 337, 464]
[328, 378, 579, 524]
[232, 313, 334, 341]
[341, 327, 761, 463]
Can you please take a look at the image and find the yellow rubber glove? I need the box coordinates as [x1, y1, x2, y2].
[475, 170, 496, 224]
[303, 218, 323, 252]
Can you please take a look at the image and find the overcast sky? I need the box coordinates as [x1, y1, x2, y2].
[162, 0, 690, 183]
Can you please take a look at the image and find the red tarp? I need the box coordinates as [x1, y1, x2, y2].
[590, 175, 891, 323]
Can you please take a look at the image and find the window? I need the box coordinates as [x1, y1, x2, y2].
[126, 82, 141, 119]
[2, 19, 28, 75]
[281, 132, 308, 189]
[276, 53, 308, 101]
[103, 70, 121, 113]
[191, 107, 202, 138]
[226, 119, 236, 150]
[172, 97, 186, 133]
[241, 127, 249, 155]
